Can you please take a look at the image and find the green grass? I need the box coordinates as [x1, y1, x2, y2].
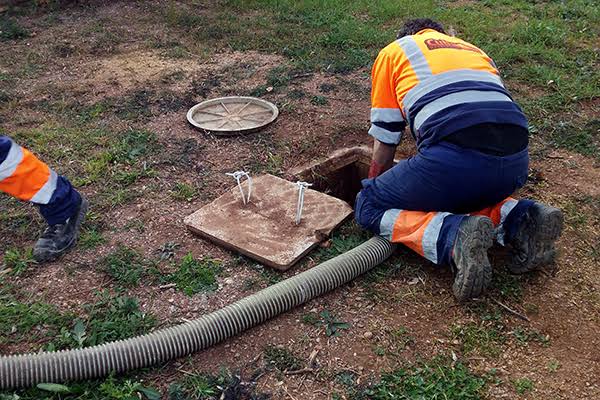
[166, 368, 268, 400]
[171, 182, 198, 201]
[1, 247, 35, 275]
[264, 345, 304, 372]
[451, 322, 506, 358]
[0, 17, 29, 40]
[48, 292, 156, 351]
[0, 285, 72, 346]
[513, 377, 534, 395]
[159, 0, 599, 157]
[162, 253, 222, 296]
[0, 287, 154, 352]
[1, 376, 160, 400]
[79, 228, 105, 250]
[359, 356, 486, 399]
[101, 246, 152, 287]
[302, 310, 351, 337]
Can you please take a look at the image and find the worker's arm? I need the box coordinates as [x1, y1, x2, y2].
[368, 48, 405, 178]
[369, 139, 396, 178]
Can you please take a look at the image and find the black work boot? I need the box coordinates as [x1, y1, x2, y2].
[451, 216, 494, 302]
[507, 203, 563, 274]
[33, 196, 89, 263]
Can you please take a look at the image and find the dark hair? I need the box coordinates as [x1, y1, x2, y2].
[397, 18, 445, 38]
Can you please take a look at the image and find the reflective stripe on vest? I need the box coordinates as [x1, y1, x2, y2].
[413, 90, 513, 131]
[393, 34, 507, 132]
[403, 69, 505, 115]
[396, 36, 432, 81]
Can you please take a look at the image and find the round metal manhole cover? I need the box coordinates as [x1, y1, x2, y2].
[187, 96, 279, 136]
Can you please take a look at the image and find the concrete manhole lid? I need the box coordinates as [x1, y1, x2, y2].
[186, 96, 279, 136]
[184, 174, 353, 270]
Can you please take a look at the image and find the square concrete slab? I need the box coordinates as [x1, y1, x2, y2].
[184, 174, 353, 270]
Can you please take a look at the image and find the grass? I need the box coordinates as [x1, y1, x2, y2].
[302, 310, 351, 337]
[1, 247, 35, 275]
[171, 182, 198, 201]
[0, 17, 29, 40]
[358, 356, 486, 399]
[101, 246, 152, 287]
[2, 376, 160, 400]
[513, 377, 534, 395]
[167, 368, 267, 400]
[48, 292, 156, 351]
[451, 322, 506, 358]
[162, 253, 222, 296]
[159, 0, 600, 157]
[264, 345, 304, 372]
[0, 285, 72, 346]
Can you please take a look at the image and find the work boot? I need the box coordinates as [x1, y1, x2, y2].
[33, 196, 89, 263]
[506, 203, 563, 274]
[451, 216, 494, 302]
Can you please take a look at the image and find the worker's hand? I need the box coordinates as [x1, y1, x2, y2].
[368, 159, 387, 179]
[369, 139, 396, 178]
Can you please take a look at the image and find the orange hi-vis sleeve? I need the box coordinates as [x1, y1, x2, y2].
[369, 47, 407, 145]
[0, 138, 58, 204]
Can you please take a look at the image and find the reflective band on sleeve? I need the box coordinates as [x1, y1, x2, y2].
[422, 212, 451, 264]
[379, 209, 403, 240]
[396, 37, 432, 81]
[368, 124, 403, 145]
[413, 90, 512, 131]
[371, 108, 404, 123]
[0, 141, 24, 182]
[403, 69, 505, 113]
[496, 198, 519, 245]
[29, 169, 58, 204]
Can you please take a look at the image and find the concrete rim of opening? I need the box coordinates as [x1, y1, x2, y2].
[187, 96, 279, 136]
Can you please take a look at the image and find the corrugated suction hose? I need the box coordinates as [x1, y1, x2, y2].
[0, 236, 395, 389]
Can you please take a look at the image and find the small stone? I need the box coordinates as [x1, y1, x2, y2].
[224, 278, 234, 285]
[363, 331, 373, 339]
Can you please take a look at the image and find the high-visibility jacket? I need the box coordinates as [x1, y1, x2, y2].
[369, 29, 528, 148]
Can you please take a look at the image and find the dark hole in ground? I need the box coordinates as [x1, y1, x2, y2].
[290, 147, 371, 206]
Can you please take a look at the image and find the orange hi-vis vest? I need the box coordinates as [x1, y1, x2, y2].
[369, 29, 528, 147]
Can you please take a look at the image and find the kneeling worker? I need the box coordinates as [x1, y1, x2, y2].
[1, 135, 88, 262]
[355, 19, 563, 301]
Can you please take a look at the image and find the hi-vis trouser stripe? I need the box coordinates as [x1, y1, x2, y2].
[0, 138, 58, 204]
[378, 198, 521, 265]
[379, 208, 450, 264]
[472, 197, 519, 245]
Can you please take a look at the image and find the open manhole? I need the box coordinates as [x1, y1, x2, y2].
[290, 146, 372, 206]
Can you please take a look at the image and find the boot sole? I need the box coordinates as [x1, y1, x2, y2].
[508, 204, 563, 274]
[33, 197, 89, 263]
[452, 216, 494, 302]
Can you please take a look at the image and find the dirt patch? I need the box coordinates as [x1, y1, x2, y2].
[531, 149, 600, 197]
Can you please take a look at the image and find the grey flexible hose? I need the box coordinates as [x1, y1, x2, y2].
[0, 236, 395, 389]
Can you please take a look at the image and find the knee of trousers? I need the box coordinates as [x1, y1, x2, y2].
[354, 190, 386, 235]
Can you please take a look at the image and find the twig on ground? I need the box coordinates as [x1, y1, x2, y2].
[159, 283, 177, 290]
[490, 296, 530, 322]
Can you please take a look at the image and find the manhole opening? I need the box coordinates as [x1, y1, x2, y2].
[290, 146, 372, 206]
